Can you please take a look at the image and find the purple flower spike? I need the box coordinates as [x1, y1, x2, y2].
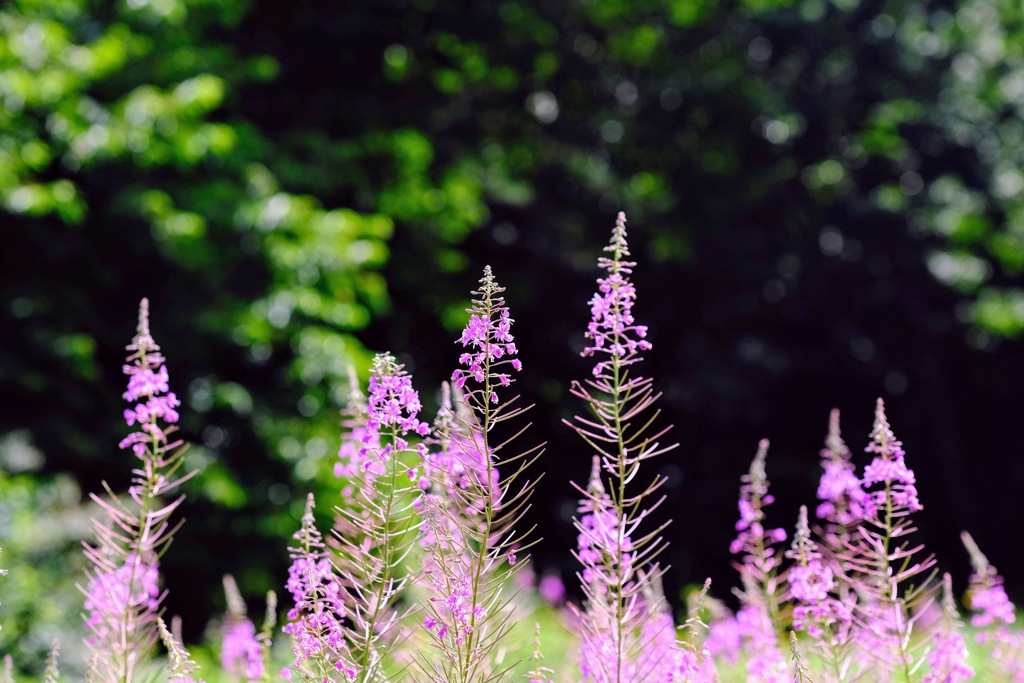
[922, 573, 973, 683]
[222, 619, 263, 681]
[960, 531, 1024, 679]
[83, 298, 198, 683]
[962, 531, 1017, 629]
[570, 213, 679, 683]
[581, 212, 652, 377]
[834, 399, 936, 679]
[413, 266, 535, 680]
[816, 409, 874, 526]
[729, 439, 788, 642]
[785, 506, 851, 646]
[863, 398, 922, 512]
[364, 353, 429, 452]
[118, 298, 182, 461]
[451, 266, 522, 393]
[328, 362, 424, 683]
[731, 439, 786, 560]
[283, 494, 351, 678]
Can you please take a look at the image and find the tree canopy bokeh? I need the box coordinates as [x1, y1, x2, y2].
[5, 0, 1024, 673]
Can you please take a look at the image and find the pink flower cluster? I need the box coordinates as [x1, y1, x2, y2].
[282, 496, 351, 677]
[922, 630, 973, 683]
[453, 309, 521, 388]
[422, 574, 483, 645]
[789, 560, 832, 604]
[707, 605, 787, 682]
[283, 555, 347, 662]
[420, 428, 500, 512]
[785, 507, 852, 642]
[363, 353, 429, 459]
[922, 574, 974, 683]
[862, 399, 922, 512]
[335, 422, 383, 489]
[222, 619, 263, 681]
[451, 266, 522, 396]
[417, 491, 485, 646]
[581, 212, 652, 377]
[577, 507, 635, 588]
[815, 411, 874, 525]
[970, 581, 1016, 628]
[118, 299, 181, 458]
[816, 459, 874, 525]
[575, 457, 636, 597]
[730, 440, 786, 559]
[963, 532, 1018, 638]
[83, 552, 161, 645]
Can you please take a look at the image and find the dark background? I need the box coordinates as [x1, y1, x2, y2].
[3, 0, 1023, 668]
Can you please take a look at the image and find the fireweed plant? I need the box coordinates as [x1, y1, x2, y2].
[961, 531, 1024, 678]
[724, 439, 790, 682]
[283, 351, 433, 683]
[567, 212, 713, 683]
[835, 400, 938, 681]
[6, 213, 1024, 682]
[219, 574, 276, 683]
[413, 267, 541, 683]
[82, 298, 199, 683]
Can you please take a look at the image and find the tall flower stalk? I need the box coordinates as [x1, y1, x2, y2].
[416, 266, 539, 683]
[731, 439, 787, 633]
[288, 353, 429, 683]
[786, 506, 854, 683]
[812, 409, 871, 651]
[707, 444, 802, 679]
[158, 618, 203, 683]
[283, 494, 348, 681]
[921, 573, 972, 683]
[961, 531, 1024, 679]
[721, 442, 791, 683]
[568, 212, 676, 683]
[221, 575, 272, 683]
[835, 399, 936, 681]
[815, 410, 873, 548]
[82, 298, 197, 683]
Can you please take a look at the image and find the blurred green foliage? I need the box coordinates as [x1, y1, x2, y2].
[1, 0, 405, 669]
[0, 432, 90, 672]
[6, 0, 1024, 676]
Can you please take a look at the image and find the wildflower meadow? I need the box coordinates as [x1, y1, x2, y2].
[2, 212, 1021, 683]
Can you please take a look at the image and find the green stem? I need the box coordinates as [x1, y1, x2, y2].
[118, 347, 161, 683]
[609, 246, 627, 683]
[612, 354, 626, 683]
[878, 432, 911, 683]
[356, 422, 401, 683]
